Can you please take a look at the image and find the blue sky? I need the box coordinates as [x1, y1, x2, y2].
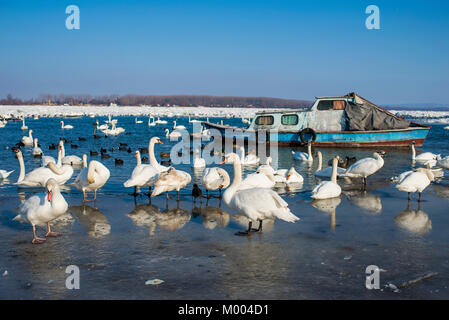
[1, 0, 448, 104]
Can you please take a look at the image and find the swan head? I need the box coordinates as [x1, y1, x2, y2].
[29, 129, 33, 134]
[13, 148, 23, 158]
[150, 136, 163, 145]
[221, 153, 240, 165]
[45, 178, 59, 201]
[373, 151, 385, 159]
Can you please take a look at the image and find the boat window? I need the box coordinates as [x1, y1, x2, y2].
[255, 116, 274, 125]
[281, 114, 298, 125]
[317, 100, 346, 111]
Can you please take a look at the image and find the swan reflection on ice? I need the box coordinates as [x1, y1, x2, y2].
[311, 197, 341, 231]
[70, 205, 110, 238]
[344, 190, 382, 214]
[126, 201, 190, 235]
[394, 203, 431, 234]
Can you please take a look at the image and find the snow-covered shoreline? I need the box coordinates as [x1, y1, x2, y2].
[2, 105, 449, 124]
[0, 105, 288, 119]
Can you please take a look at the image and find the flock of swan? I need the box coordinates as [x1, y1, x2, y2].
[1, 116, 448, 244]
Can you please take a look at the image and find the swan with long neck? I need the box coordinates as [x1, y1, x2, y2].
[173, 120, 186, 130]
[14, 148, 72, 186]
[411, 141, 440, 162]
[292, 141, 313, 162]
[60, 121, 74, 129]
[73, 156, 110, 202]
[21, 118, 28, 130]
[239, 146, 260, 165]
[148, 137, 169, 173]
[314, 151, 345, 178]
[340, 152, 384, 188]
[21, 130, 33, 146]
[124, 150, 160, 196]
[222, 153, 299, 235]
[193, 149, 206, 168]
[14, 178, 68, 244]
[148, 116, 156, 127]
[395, 166, 434, 202]
[311, 157, 341, 200]
[60, 140, 82, 166]
[165, 128, 182, 139]
[32, 138, 43, 157]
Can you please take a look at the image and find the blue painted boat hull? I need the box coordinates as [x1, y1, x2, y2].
[203, 123, 430, 147]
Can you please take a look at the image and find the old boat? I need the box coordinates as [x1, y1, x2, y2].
[203, 93, 430, 147]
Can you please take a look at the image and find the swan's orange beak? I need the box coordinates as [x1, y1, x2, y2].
[47, 191, 52, 202]
[286, 175, 290, 181]
[220, 159, 226, 165]
[219, 184, 223, 188]
[158, 140, 163, 144]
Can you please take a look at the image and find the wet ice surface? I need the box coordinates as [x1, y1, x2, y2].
[1, 116, 449, 299]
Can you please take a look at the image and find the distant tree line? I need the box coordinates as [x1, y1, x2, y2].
[0, 93, 312, 109]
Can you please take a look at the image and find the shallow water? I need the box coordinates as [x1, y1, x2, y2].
[1, 116, 449, 299]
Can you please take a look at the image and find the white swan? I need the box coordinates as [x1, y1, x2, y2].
[101, 122, 125, 136]
[21, 130, 33, 146]
[13, 179, 68, 244]
[292, 141, 313, 162]
[201, 167, 231, 198]
[188, 116, 201, 123]
[193, 149, 206, 168]
[155, 117, 168, 124]
[73, 158, 110, 202]
[340, 152, 384, 187]
[95, 120, 108, 130]
[14, 149, 73, 187]
[60, 140, 83, 166]
[395, 167, 434, 201]
[436, 155, 449, 169]
[257, 157, 276, 175]
[238, 146, 260, 165]
[148, 136, 170, 173]
[256, 158, 290, 184]
[311, 157, 341, 200]
[123, 150, 159, 195]
[314, 151, 345, 178]
[222, 153, 299, 235]
[21, 118, 28, 130]
[173, 120, 186, 130]
[60, 121, 74, 129]
[165, 128, 182, 139]
[286, 167, 304, 184]
[151, 167, 191, 200]
[238, 170, 276, 190]
[411, 141, 439, 162]
[148, 116, 156, 127]
[135, 117, 143, 124]
[0, 169, 14, 179]
[32, 138, 43, 157]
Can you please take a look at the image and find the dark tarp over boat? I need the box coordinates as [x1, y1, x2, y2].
[344, 93, 410, 131]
